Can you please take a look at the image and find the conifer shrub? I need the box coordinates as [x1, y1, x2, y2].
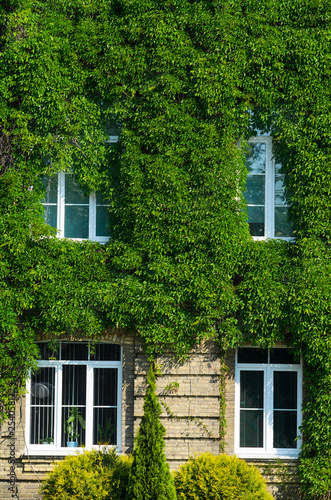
[127, 364, 177, 500]
[41, 448, 132, 500]
[173, 453, 273, 500]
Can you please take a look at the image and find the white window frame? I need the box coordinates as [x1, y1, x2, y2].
[235, 347, 302, 459]
[247, 135, 292, 240]
[43, 136, 118, 243]
[25, 342, 122, 456]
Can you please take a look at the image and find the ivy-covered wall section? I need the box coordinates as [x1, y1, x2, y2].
[0, 0, 331, 497]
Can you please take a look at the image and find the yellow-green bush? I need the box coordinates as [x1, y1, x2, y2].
[41, 448, 132, 500]
[173, 453, 273, 500]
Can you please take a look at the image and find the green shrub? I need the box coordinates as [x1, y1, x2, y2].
[127, 364, 177, 500]
[41, 448, 132, 500]
[173, 453, 273, 500]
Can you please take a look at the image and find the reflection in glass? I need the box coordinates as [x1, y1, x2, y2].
[65, 175, 88, 204]
[275, 175, 287, 205]
[64, 206, 89, 238]
[246, 143, 266, 174]
[41, 176, 58, 204]
[245, 175, 265, 205]
[275, 207, 293, 237]
[42, 206, 57, 228]
[41, 176, 58, 228]
[96, 206, 111, 237]
[247, 206, 264, 237]
[30, 368, 55, 444]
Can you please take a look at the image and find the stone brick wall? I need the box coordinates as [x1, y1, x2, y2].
[0, 334, 221, 499]
[0, 330, 136, 499]
[223, 348, 302, 499]
[134, 338, 221, 469]
[0, 336, 301, 499]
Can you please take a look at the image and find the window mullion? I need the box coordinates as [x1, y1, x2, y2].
[265, 366, 273, 453]
[86, 365, 94, 448]
[89, 193, 96, 241]
[58, 172, 65, 238]
[265, 139, 274, 238]
[117, 362, 122, 451]
[55, 363, 62, 448]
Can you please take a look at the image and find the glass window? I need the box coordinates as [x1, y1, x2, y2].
[236, 347, 302, 458]
[244, 137, 293, 239]
[26, 342, 122, 454]
[41, 173, 112, 243]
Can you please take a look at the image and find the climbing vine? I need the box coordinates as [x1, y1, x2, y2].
[0, 0, 331, 497]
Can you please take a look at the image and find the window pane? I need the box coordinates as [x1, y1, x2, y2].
[64, 206, 89, 238]
[62, 365, 86, 406]
[61, 343, 88, 361]
[274, 410, 297, 448]
[245, 175, 265, 205]
[274, 372, 297, 410]
[30, 368, 55, 444]
[275, 175, 287, 205]
[93, 408, 117, 445]
[246, 143, 266, 174]
[96, 205, 111, 237]
[65, 174, 89, 204]
[91, 343, 121, 361]
[275, 207, 293, 237]
[238, 348, 268, 364]
[240, 410, 263, 447]
[43, 205, 57, 228]
[96, 193, 111, 205]
[240, 371, 264, 408]
[94, 369, 118, 407]
[62, 407, 86, 447]
[270, 349, 299, 365]
[41, 176, 58, 204]
[247, 206, 264, 237]
[31, 368, 55, 405]
[36, 342, 59, 360]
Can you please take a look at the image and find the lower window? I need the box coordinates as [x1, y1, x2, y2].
[235, 347, 302, 458]
[26, 342, 122, 454]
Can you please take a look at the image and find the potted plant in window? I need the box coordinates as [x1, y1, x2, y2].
[65, 407, 86, 447]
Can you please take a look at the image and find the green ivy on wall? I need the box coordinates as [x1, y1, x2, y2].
[1, 0, 331, 497]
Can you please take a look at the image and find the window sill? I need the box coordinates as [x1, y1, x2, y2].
[236, 451, 300, 460]
[25, 445, 120, 456]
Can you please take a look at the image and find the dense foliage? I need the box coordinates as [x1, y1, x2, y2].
[127, 365, 177, 500]
[173, 453, 272, 500]
[41, 448, 132, 499]
[0, 0, 331, 496]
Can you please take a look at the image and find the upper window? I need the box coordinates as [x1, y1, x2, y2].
[41, 173, 111, 243]
[244, 136, 293, 239]
[41, 136, 117, 243]
[26, 342, 122, 455]
[235, 347, 302, 458]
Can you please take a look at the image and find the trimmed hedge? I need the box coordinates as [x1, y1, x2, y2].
[41, 448, 132, 500]
[173, 453, 273, 500]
